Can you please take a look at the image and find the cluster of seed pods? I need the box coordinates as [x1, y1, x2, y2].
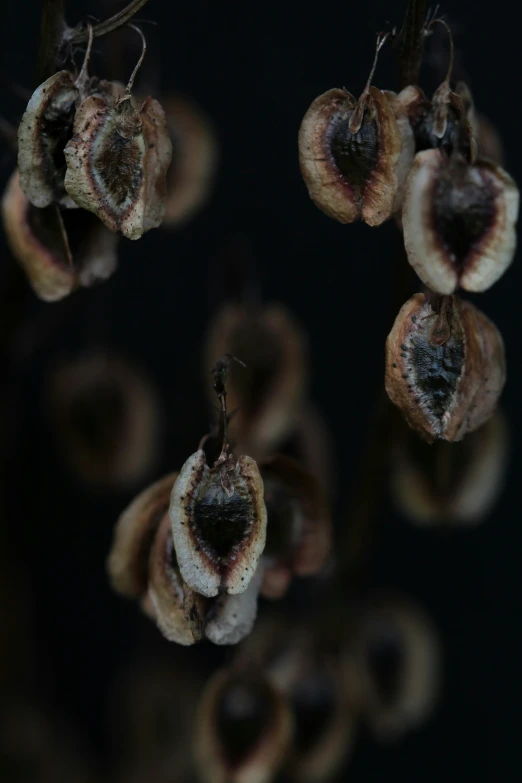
[299, 21, 517, 449]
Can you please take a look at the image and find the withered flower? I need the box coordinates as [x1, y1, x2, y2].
[170, 356, 267, 598]
[205, 302, 307, 459]
[49, 354, 160, 488]
[351, 591, 440, 741]
[299, 35, 413, 225]
[194, 667, 293, 783]
[385, 294, 505, 442]
[390, 411, 508, 527]
[402, 149, 519, 293]
[64, 29, 172, 239]
[2, 169, 118, 301]
[260, 455, 331, 600]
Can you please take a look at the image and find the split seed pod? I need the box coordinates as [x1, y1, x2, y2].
[385, 294, 505, 442]
[64, 30, 172, 239]
[402, 150, 519, 293]
[194, 668, 293, 783]
[299, 35, 413, 225]
[2, 169, 118, 301]
[390, 412, 508, 527]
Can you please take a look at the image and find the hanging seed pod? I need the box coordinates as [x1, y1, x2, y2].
[402, 149, 519, 293]
[64, 28, 172, 239]
[205, 302, 307, 459]
[390, 412, 508, 527]
[260, 455, 331, 600]
[299, 34, 413, 225]
[1, 169, 118, 301]
[194, 667, 293, 783]
[162, 94, 218, 227]
[385, 294, 505, 442]
[351, 591, 440, 741]
[49, 354, 160, 488]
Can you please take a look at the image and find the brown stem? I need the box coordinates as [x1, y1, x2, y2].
[68, 0, 151, 44]
[35, 0, 67, 85]
[397, 0, 427, 89]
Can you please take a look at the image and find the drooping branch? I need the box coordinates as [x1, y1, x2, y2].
[68, 0, 151, 44]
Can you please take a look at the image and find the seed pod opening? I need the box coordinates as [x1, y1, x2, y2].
[403, 150, 519, 293]
[194, 668, 292, 783]
[170, 449, 267, 597]
[385, 294, 505, 442]
[204, 562, 264, 645]
[397, 85, 472, 158]
[2, 170, 118, 301]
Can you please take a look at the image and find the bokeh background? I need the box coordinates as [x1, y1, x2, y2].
[1, 0, 520, 780]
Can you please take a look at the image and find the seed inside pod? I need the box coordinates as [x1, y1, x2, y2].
[403, 150, 519, 293]
[385, 294, 505, 442]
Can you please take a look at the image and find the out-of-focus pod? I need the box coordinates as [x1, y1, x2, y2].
[194, 667, 293, 783]
[1, 169, 118, 302]
[204, 302, 307, 459]
[48, 354, 160, 489]
[350, 591, 441, 740]
[259, 455, 331, 600]
[455, 82, 504, 166]
[390, 411, 508, 527]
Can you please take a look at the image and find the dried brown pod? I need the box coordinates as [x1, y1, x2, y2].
[194, 667, 293, 783]
[351, 591, 440, 741]
[162, 94, 218, 226]
[49, 354, 160, 488]
[1, 169, 118, 301]
[260, 454, 331, 600]
[385, 294, 505, 442]
[299, 35, 412, 225]
[402, 149, 519, 293]
[64, 31, 172, 239]
[205, 303, 307, 459]
[390, 411, 508, 527]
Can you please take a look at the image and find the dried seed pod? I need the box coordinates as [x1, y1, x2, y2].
[162, 94, 218, 226]
[402, 150, 519, 293]
[352, 591, 440, 740]
[204, 562, 264, 645]
[170, 448, 267, 597]
[260, 455, 331, 600]
[194, 668, 292, 783]
[1, 169, 118, 301]
[205, 303, 307, 459]
[385, 294, 505, 442]
[64, 31, 172, 239]
[49, 354, 160, 488]
[390, 412, 508, 527]
[299, 36, 411, 225]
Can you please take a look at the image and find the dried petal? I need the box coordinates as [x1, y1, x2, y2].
[299, 87, 404, 225]
[170, 450, 267, 597]
[64, 93, 172, 239]
[403, 149, 519, 293]
[385, 294, 505, 442]
[17, 71, 78, 209]
[205, 562, 264, 645]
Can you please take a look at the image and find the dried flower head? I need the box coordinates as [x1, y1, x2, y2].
[299, 34, 413, 225]
[385, 294, 505, 442]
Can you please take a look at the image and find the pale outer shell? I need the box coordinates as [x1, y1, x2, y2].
[18, 71, 78, 209]
[298, 87, 403, 226]
[107, 472, 178, 598]
[169, 450, 267, 597]
[402, 149, 519, 293]
[139, 97, 173, 233]
[205, 561, 264, 645]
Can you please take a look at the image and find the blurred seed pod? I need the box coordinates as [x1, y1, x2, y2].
[385, 293, 505, 442]
[1, 169, 119, 302]
[49, 354, 160, 489]
[259, 455, 331, 600]
[350, 591, 441, 741]
[299, 36, 414, 225]
[205, 303, 307, 459]
[396, 84, 472, 158]
[390, 411, 508, 527]
[161, 94, 218, 227]
[194, 667, 293, 783]
[455, 82, 504, 166]
[402, 150, 518, 293]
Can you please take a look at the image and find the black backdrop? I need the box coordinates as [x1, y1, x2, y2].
[1, 1, 521, 780]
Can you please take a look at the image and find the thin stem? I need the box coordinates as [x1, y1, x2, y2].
[125, 25, 147, 94]
[68, 0, 151, 44]
[397, 0, 427, 89]
[35, 0, 67, 85]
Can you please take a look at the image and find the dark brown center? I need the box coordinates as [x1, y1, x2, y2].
[191, 479, 252, 559]
[330, 113, 379, 194]
[410, 334, 464, 419]
[95, 123, 144, 208]
[216, 679, 273, 768]
[291, 671, 336, 751]
[365, 619, 405, 706]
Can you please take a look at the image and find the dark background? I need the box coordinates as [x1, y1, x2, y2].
[1, 0, 521, 780]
